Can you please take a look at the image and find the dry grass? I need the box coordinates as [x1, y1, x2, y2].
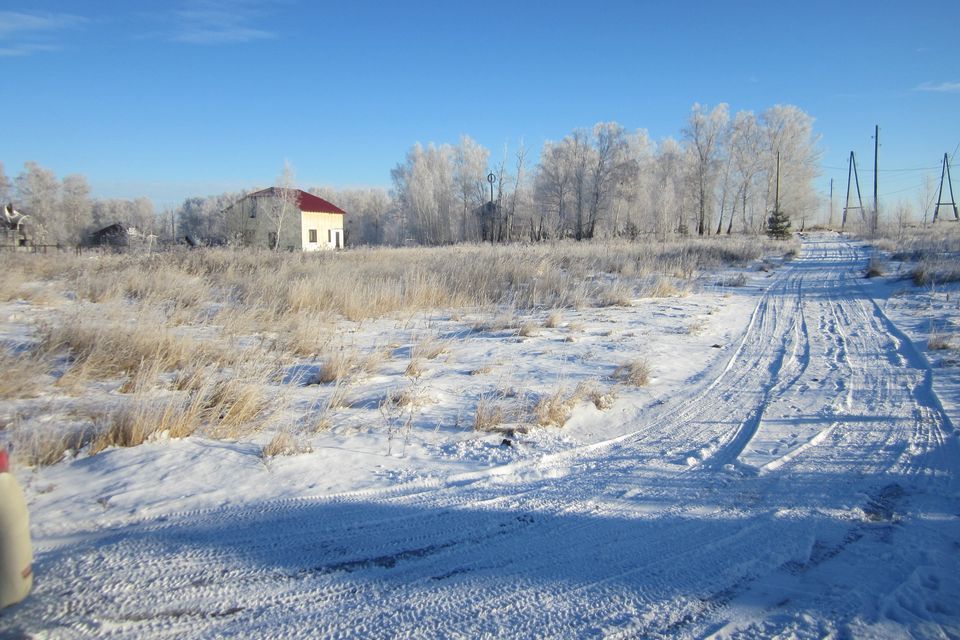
[0, 234, 792, 463]
[577, 380, 616, 410]
[405, 357, 423, 378]
[544, 309, 563, 328]
[613, 358, 652, 386]
[411, 335, 450, 360]
[598, 281, 634, 307]
[865, 257, 885, 278]
[532, 387, 578, 427]
[1, 235, 788, 323]
[717, 273, 748, 287]
[928, 332, 952, 351]
[87, 391, 204, 455]
[12, 422, 92, 467]
[261, 431, 311, 458]
[686, 318, 708, 336]
[314, 347, 358, 384]
[910, 262, 960, 287]
[473, 392, 506, 432]
[40, 311, 209, 385]
[203, 377, 272, 439]
[517, 321, 539, 337]
[647, 278, 681, 298]
[0, 347, 52, 399]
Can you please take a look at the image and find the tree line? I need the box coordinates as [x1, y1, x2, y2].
[389, 103, 820, 245]
[1, 162, 157, 246]
[4, 101, 820, 248]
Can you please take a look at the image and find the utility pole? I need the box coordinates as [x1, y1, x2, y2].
[932, 152, 959, 222]
[843, 151, 864, 229]
[872, 125, 879, 234]
[775, 151, 781, 212]
[829, 178, 834, 227]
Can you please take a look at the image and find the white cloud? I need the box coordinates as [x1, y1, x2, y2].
[914, 81, 960, 93]
[0, 11, 86, 56]
[171, 0, 278, 45]
[0, 42, 60, 57]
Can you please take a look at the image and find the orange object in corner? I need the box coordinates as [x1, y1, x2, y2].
[0, 447, 33, 609]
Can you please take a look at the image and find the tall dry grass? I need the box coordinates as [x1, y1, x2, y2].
[1, 234, 787, 463]
[2, 236, 785, 325]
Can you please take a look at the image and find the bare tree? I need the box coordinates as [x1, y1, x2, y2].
[61, 174, 92, 244]
[587, 122, 630, 239]
[504, 142, 529, 242]
[262, 161, 298, 251]
[531, 139, 574, 240]
[760, 105, 821, 228]
[14, 162, 60, 244]
[728, 111, 764, 233]
[453, 135, 488, 242]
[392, 143, 459, 245]
[0, 162, 10, 205]
[683, 103, 730, 236]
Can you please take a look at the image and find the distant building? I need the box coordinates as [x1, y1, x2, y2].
[89, 223, 156, 250]
[224, 188, 346, 251]
[2, 204, 32, 248]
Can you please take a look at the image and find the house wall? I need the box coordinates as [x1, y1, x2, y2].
[225, 197, 300, 250]
[300, 211, 344, 251]
[224, 196, 346, 251]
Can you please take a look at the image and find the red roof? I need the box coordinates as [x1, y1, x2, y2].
[248, 188, 346, 215]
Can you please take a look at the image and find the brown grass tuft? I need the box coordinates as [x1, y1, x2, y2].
[473, 393, 506, 432]
[261, 431, 311, 458]
[613, 358, 651, 386]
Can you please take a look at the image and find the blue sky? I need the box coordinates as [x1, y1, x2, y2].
[1, 0, 958, 214]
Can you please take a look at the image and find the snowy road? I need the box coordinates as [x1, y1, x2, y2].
[4, 235, 960, 638]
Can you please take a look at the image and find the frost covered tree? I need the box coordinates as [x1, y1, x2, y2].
[682, 103, 729, 235]
[175, 192, 242, 244]
[760, 105, 821, 227]
[60, 174, 93, 243]
[14, 162, 60, 244]
[0, 162, 10, 205]
[727, 111, 766, 233]
[453, 135, 489, 242]
[310, 186, 394, 246]
[586, 122, 630, 239]
[534, 139, 575, 240]
[612, 129, 654, 238]
[263, 161, 299, 251]
[391, 143, 459, 245]
[653, 138, 688, 236]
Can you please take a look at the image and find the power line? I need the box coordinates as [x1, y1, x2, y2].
[820, 164, 937, 172]
[880, 183, 926, 197]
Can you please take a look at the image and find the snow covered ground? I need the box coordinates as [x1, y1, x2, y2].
[2, 233, 959, 638]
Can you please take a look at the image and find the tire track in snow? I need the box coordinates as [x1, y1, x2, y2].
[6, 234, 960, 639]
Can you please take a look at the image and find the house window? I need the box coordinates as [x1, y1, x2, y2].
[268, 232, 278, 249]
[309, 229, 317, 243]
[328, 229, 332, 243]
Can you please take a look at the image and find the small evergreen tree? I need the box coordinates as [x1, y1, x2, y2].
[767, 207, 791, 239]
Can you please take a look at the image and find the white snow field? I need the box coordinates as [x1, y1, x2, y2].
[3, 234, 960, 638]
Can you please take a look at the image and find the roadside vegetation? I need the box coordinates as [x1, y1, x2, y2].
[0, 236, 791, 466]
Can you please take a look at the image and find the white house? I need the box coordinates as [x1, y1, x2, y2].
[224, 188, 346, 251]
